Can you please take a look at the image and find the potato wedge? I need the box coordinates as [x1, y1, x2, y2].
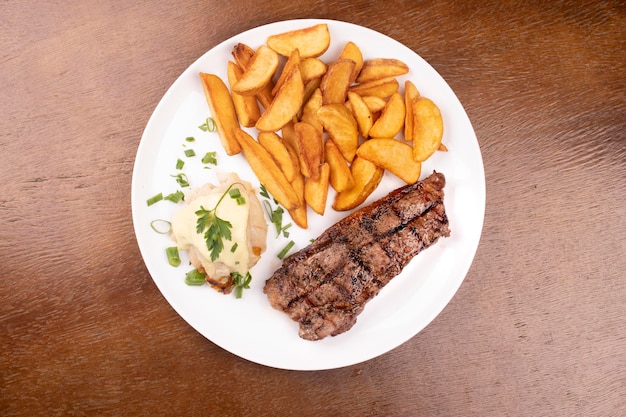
[288, 171, 308, 228]
[361, 95, 387, 114]
[272, 48, 301, 96]
[299, 77, 322, 119]
[304, 162, 330, 215]
[412, 97, 444, 161]
[349, 76, 399, 99]
[438, 142, 448, 152]
[338, 41, 363, 83]
[317, 103, 359, 162]
[356, 58, 409, 83]
[234, 129, 299, 210]
[404, 80, 420, 141]
[300, 88, 323, 134]
[333, 156, 384, 211]
[300, 57, 327, 83]
[199, 72, 241, 155]
[226, 61, 261, 128]
[356, 138, 421, 184]
[347, 92, 373, 138]
[258, 131, 298, 182]
[368, 91, 405, 138]
[232, 45, 279, 96]
[255, 65, 304, 132]
[231, 42, 274, 108]
[267, 23, 330, 58]
[325, 139, 355, 192]
[320, 59, 355, 105]
[294, 121, 324, 180]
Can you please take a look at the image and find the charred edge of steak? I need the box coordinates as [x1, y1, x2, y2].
[264, 172, 450, 341]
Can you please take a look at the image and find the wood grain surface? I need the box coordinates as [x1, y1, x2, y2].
[1, 1, 624, 416]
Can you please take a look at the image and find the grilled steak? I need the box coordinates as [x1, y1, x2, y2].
[264, 171, 450, 341]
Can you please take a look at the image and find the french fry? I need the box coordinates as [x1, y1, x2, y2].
[356, 58, 409, 83]
[266, 23, 331, 58]
[232, 45, 279, 96]
[333, 156, 384, 211]
[338, 41, 363, 83]
[256, 65, 304, 132]
[325, 139, 355, 192]
[368, 91, 405, 138]
[349, 76, 399, 99]
[317, 103, 359, 162]
[226, 61, 261, 128]
[412, 97, 444, 161]
[272, 48, 301, 96]
[300, 57, 327, 83]
[304, 162, 330, 215]
[404, 80, 420, 141]
[320, 58, 355, 105]
[294, 121, 324, 180]
[258, 131, 298, 182]
[234, 129, 300, 210]
[356, 138, 421, 184]
[347, 92, 373, 138]
[231, 43, 274, 108]
[199, 72, 241, 155]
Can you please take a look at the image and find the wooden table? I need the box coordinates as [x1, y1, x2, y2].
[2, 1, 624, 415]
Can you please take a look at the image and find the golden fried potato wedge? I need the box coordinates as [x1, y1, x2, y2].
[226, 61, 261, 128]
[199, 72, 241, 155]
[356, 138, 421, 184]
[234, 129, 299, 210]
[356, 58, 409, 83]
[300, 57, 327, 83]
[300, 88, 323, 134]
[256, 65, 304, 132]
[317, 103, 359, 162]
[299, 77, 322, 118]
[288, 171, 307, 228]
[361, 95, 387, 114]
[232, 45, 279, 96]
[325, 139, 355, 192]
[333, 156, 384, 211]
[231, 42, 274, 108]
[404, 80, 420, 141]
[320, 59, 355, 105]
[412, 97, 444, 161]
[347, 92, 373, 138]
[438, 143, 448, 152]
[281, 120, 298, 151]
[349, 76, 399, 99]
[304, 162, 330, 215]
[272, 48, 301, 96]
[267, 23, 331, 58]
[338, 41, 363, 83]
[368, 92, 405, 138]
[294, 121, 324, 180]
[258, 131, 298, 182]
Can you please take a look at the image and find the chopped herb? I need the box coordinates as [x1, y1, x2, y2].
[176, 158, 185, 170]
[230, 242, 238, 253]
[259, 184, 291, 237]
[164, 190, 184, 203]
[259, 184, 271, 199]
[150, 219, 171, 234]
[185, 136, 195, 142]
[184, 149, 196, 157]
[147, 193, 163, 206]
[230, 271, 252, 298]
[201, 151, 217, 166]
[171, 173, 189, 187]
[185, 268, 206, 286]
[166, 246, 181, 267]
[228, 187, 246, 205]
[277, 240, 295, 260]
[198, 117, 217, 132]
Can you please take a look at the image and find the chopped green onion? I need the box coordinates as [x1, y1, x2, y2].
[171, 173, 189, 187]
[198, 117, 217, 132]
[185, 136, 195, 142]
[166, 246, 181, 267]
[176, 158, 185, 170]
[202, 151, 217, 165]
[185, 269, 206, 286]
[277, 240, 295, 260]
[164, 190, 184, 203]
[184, 149, 196, 157]
[231, 242, 238, 253]
[228, 188, 246, 205]
[230, 271, 252, 298]
[147, 193, 163, 206]
[150, 219, 171, 234]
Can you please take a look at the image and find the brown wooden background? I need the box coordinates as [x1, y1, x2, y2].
[1, 1, 624, 416]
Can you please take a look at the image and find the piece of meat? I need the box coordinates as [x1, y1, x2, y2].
[264, 171, 450, 340]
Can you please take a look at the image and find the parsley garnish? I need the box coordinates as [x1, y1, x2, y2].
[230, 271, 252, 298]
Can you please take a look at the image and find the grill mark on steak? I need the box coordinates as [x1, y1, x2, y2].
[264, 172, 450, 341]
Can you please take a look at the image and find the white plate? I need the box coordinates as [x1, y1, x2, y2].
[131, 19, 485, 370]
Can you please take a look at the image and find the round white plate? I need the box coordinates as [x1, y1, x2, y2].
[131, 19, 485, 370]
